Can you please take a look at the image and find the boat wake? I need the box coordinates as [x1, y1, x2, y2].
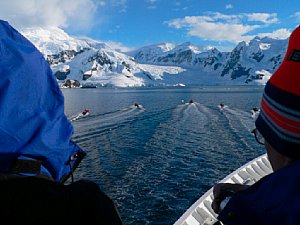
[220, 106, 258, 152]
[222, 107, 255, 132]
[115, 102, 223, 220]
[72, 105, 145, 144]
[69, 113, 88, 121]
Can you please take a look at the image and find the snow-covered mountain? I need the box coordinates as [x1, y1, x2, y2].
[21, 27, 89, 55]
[134, 42, 223, 67]
[20, 27, 288, 87]
[133, 37, 287, 85]
[220, 37, 287, 83]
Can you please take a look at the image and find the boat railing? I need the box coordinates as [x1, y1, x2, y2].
[173, 154, 272, 225]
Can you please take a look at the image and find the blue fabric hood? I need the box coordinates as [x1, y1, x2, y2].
[0, 20, 85, 182]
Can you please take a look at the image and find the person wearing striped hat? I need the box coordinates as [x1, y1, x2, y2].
[212, 25, 300, 225]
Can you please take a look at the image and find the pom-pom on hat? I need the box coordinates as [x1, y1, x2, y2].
[255, 25, 300, 158]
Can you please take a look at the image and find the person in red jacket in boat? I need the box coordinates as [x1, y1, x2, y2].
[82, 108, 90, 115]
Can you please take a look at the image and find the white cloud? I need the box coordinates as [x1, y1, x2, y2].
[257, 28, 291, 40]
[166, 12, 280, 43]
[108, 25, 121, 34]
[106, 40, 135, 53]
[147, 0, 158, 3]
[0, 0, 98, 31]
[112, 0, 127, 13]
[186, 20, 256, 43]
[147, 0, 158, 9]
[293, 12, 300, 21]
[245, 13, 278, 24]
[225, 4, 233, 9]
[174, 1, 181, 7]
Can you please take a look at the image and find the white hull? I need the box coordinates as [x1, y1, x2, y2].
[174, 154, 272, 225]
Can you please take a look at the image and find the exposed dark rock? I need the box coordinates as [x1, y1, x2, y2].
[83, 73, 92, 81]
[251, 52, 264, 62]
[270, 55, 282, 70]
[63, 79, 72, 88]
[221, 44, 244, 77]
[62, 79, 80, 88]
[230, 64, 250, 80]
[214, 63, 222, 70]
[73, 80, 81, 87]
[47, 49, 85, 65]
[55, 69, 70, 80]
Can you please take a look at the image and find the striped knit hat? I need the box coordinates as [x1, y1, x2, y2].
[255, 25, 300, 158]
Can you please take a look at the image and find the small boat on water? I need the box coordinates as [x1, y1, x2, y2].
[218, 103, 227, 111]
[251, 107, 260, 119]
[71, 109, 90, 121]
[133, 102, 144, 110]
[174, 154, 272, 225]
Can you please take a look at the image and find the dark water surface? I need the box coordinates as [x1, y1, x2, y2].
[62, 86, 265, 225]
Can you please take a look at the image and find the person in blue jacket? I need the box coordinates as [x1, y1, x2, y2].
[0, 20, 122, 225]
[212, 25, 300, 225]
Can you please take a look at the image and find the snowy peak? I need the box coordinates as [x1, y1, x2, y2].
[134, 42, 225, 68]
[77, 37, 114, 51]
[171, 42, 204, 54]
[134, 42, 210, 63]
[20, 26, 89, 56]
[221, 36, 287, 82]
[156, 42, 176, 52]
[132, 42, 176, 63]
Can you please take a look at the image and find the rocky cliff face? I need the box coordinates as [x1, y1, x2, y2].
[219, 37, 287, 82]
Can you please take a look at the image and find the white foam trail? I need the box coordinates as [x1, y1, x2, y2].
[74, 106, 143, 133]
[223, 107, 255, 132]
[221, 106, 256, 149]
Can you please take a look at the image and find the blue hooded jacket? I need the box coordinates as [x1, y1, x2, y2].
[0, 20, 85, 182]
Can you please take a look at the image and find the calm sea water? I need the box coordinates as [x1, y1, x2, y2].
[62, 86, 265, 225]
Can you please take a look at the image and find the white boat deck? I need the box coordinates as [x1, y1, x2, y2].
[174, 154, 272, 225]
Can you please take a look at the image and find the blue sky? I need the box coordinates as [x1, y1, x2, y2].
[1, 0, 300, 51]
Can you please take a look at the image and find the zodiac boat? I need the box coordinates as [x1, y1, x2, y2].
[173, 154, 272, 225]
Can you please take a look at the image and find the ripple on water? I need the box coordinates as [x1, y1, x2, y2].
[66, 88, 264, 225]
